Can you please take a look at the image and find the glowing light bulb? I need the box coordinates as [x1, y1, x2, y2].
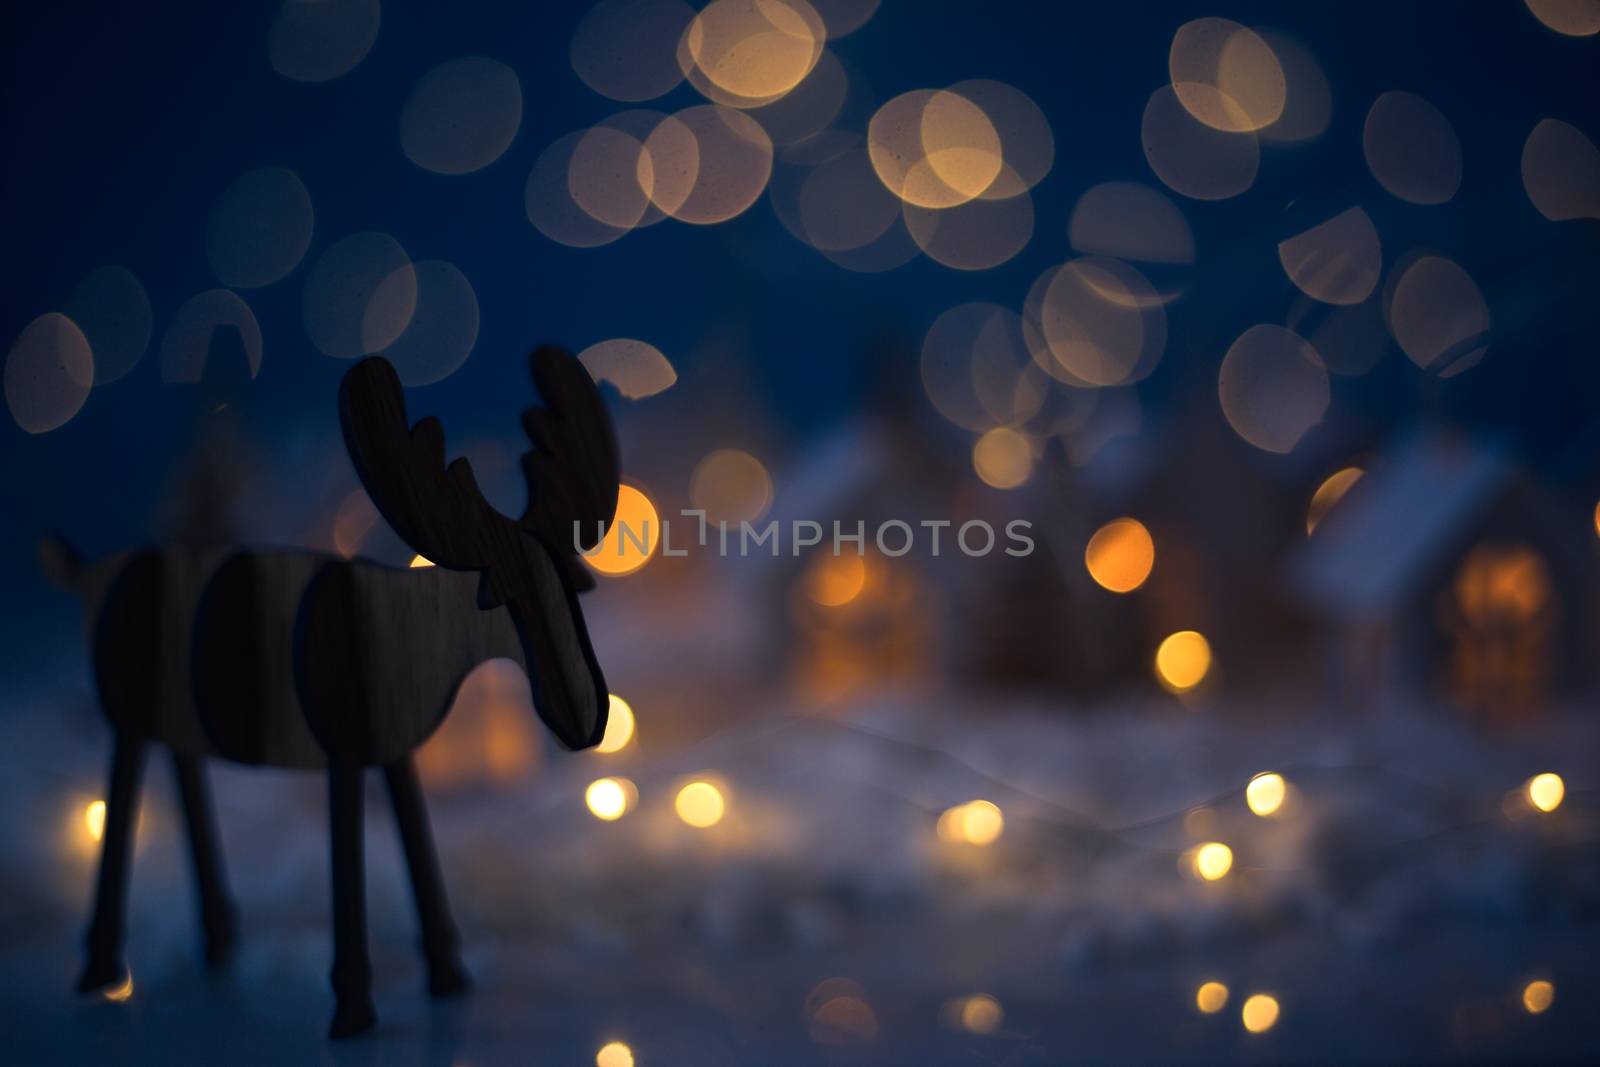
[1196, 981, 1229, 1014]
[1084, 518, 1155, 593]
[675, 780, 725, 828]
[85, 800, 106, 842]
[595, 1040, 635, 1067]
[103, 972, 134, 1002]
[595, 694, 636, 753]
[1194, 842, 1233, 881]
[1241, 993, 1279, 1033]
[585, 777, 633, 821]
[959, 993, 1003, 1034]
[1155, 630, 1212, 692]
[1522, 979, 1554, 1014]
[1246, 772, 1286, 816]
[1527, 772, 1564, 813]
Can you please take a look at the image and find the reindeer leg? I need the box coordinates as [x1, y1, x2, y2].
[78, 735, 145, 993]
[382, 757, 470, 997]
[171, 753, 237, 968]
[328, 758, 376, 1039]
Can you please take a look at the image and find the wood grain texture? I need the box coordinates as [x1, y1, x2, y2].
[339, 354, 610, 750]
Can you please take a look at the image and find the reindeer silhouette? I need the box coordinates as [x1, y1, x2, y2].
[42, 346, 620, 1037]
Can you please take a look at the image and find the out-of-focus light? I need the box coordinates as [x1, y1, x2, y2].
[868, 90, 1002, 209]
[691, 448, 773, 525]
[1522, 979, 1555, 1014]
[1387, 255, 1489, 376]
[938, 800, 1004, 846]
[1246, 773, 1286, 816]
[1196, 981, 1229, 1013]
[1168, 18, 1286, 133]
[1521, 118, 1600, 221]
[409, 554, 434, 568]
[595, 1039, 635, 1067]
[571, 0, 693, 103]
[1525, 0, 1600, 36]
[1527, 773, 1565, 813]
[1084, 518, 1155, 593]
[648, 105, 773, 224]
[1307, 467, 1364, 534]
[63, 265, 152, 386]
[809, 991, 880, 1044]
[578, 338, 677, 399]
[806, 552, 867, 608]
[85, 800, 107, 843]
[1277, 207, 1381, 307]
[596, 695, 636, 753]
[959, 993, 1003, 1034]
[268, 0, 380, 84]
[401, 57, 523, 176]
[681, 0, 825, 105]
[103, 972, 134, 1003]
[1156, 631, 1212, 693]
[1194, 842, 1234, 881]
[972, 427, 1033, 489]
[586, 777, 634, 821]
[1141, 84, 1259, 201]
[207, 167, 314, 289]
[1069, 181, 1195, 266]
[584, 485, 660, 577]
[1218, 324, 1329, 454]
[1241, 993, 1279, 1033]
[1363, 91, 1461, 205]
[370, 259, 480, 387]
[6, 313, 94, 435]
[303, 231, 416, 359]
[675, 780, 726, 828]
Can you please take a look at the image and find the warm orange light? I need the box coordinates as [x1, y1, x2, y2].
[959, 993, 1003, 1034]
[1527, 773, 1565, 813]
[1196, 981, 1229, 1014]
[937, 799, 1004, 846]
[409, 554, 434, 568]
[84, 800, 106, 842]
[585, 777, 634, 821]
[585, 484, 660, 577]
[595, 1039, 635, 1067]
[1193, 842, 1233, 880]
[595, 694, 636, 754]
[675, 780, 726, 828]
[972, 428, 1033, 489]
[1246, 773, 1286, 816]
[806, 552, 867, 607]
[1306, 467, 1363, 534]
[1522, 979, 1555, 1014]
[1155, 631, 1212, 692]
[1241, 993, 1279, 1033]
[103, 972, 134, 1003]
[1084, 518, 1155, 592]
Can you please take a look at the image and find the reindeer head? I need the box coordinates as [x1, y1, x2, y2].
[338, 349, 619, 750]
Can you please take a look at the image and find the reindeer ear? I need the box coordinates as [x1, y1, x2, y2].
[520, 345, 620, 552]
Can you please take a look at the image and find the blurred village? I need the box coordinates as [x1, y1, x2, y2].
[5, 1, 1600, 1064]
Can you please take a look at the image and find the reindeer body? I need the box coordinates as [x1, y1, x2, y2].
[55, 346, 622, 1039]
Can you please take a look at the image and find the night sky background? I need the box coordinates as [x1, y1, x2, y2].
[5, 1, 1597, 674]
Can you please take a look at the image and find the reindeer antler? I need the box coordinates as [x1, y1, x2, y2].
[338, 355, 612, 750]
[339, 357, 517, 589]
[519, 345, 620, 555]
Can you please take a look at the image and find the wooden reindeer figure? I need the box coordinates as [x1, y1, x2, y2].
[43, 345, 620, 1038]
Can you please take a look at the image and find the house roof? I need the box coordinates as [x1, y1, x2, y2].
[1290, 430, 1516, 617]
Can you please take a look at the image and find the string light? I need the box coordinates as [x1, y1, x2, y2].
[1246, 773, 1286, 816]
[675, 780, 726, 828]
[1527, 773, 1564, 813]
[1241, 993, 1279, 1033]
[1196, 981, 1229, 1013]
[1193, 842, 1233, 880]
[595, 694, 637, 753]
[1155, 631, 1212, 692]
[585, 777, 635, 821]
[1521, 979, 1555, 1014]
[937, 799, 1004, 846]
[595, 1040, 635, 1067]
[84, 800, 106, 842]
